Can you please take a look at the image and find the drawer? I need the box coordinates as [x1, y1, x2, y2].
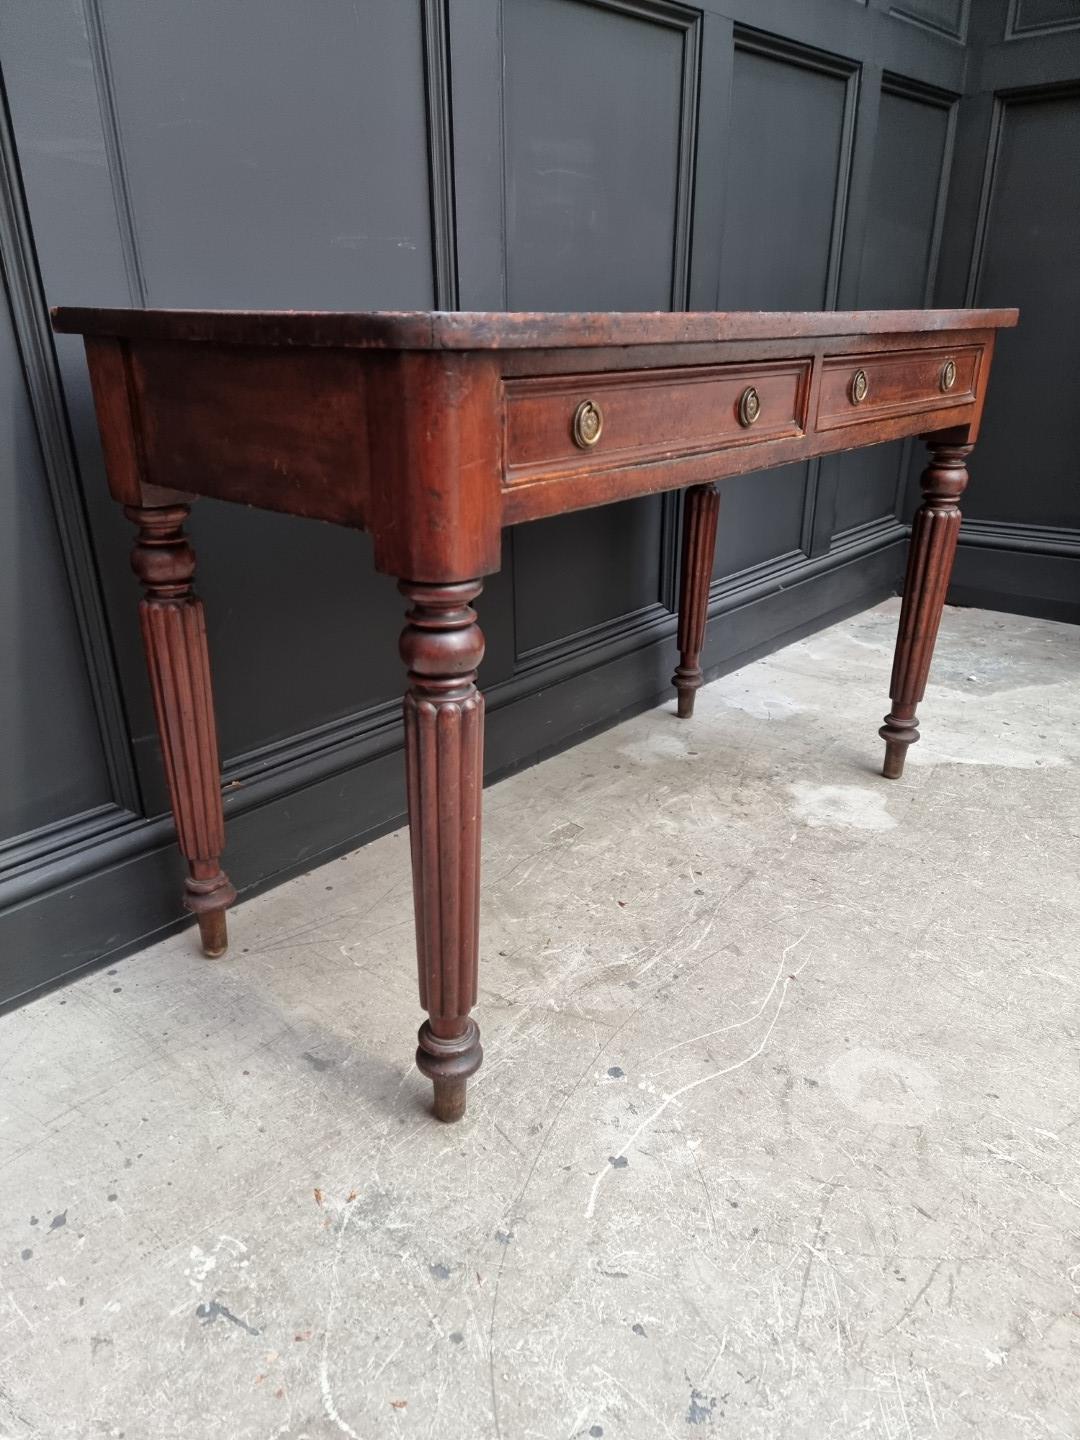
[816, 345, 981, 430]
[503, 359, 811, 486]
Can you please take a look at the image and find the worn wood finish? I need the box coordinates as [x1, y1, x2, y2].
[880, 441, 973, 779]
[126, 502, 236, 955]
[55, 304, 1016, 1119]
[53, 306, 1017, 349]
[816, 345, 981, 430]
[366, 353, 503, 582]
[130, 341, 372, 528]
[674, 484, 721, 718]
[505, 360, 812, 484]
[400, 579, 485, 1122]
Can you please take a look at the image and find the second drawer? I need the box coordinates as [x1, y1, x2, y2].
[817, 345, 982, 430]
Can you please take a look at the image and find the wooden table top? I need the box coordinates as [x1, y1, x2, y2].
[52, 306, 1018, 350]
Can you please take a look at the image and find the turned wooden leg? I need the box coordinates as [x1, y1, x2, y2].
[127, 503, 236, 954]
[399, 580, 485, 1122]
[880, 442, 972, 779]
[672, 483, 720, 718]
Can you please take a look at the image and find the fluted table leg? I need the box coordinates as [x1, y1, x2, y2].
[126, 503, 236, 954]
[399, 579, 485, 1122]
[880, 442, 972, 780]
[672, 483, 721, 718]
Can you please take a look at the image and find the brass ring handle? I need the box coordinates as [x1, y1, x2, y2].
[850, 369, 869, 405]
[572, 399, 603, 448]
[940, 358, 957, 392]
[737, 386, 761, 427]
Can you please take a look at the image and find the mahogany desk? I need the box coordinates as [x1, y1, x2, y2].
[52, 306, 1018, 1121]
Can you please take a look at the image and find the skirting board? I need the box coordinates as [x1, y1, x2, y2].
[950, 521, 1080, 625]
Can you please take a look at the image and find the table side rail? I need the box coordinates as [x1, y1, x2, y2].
[123, 340, 373, 528]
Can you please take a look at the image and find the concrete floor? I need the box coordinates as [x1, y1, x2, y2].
[2, 599, 1079, 1440]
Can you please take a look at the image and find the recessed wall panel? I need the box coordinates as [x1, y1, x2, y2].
[832, 84, 953, 536]
[504, 0, 692, 651]
[0, 294, 111, 844]
[92, 0, 435, 762]
[890, 0, 968, 42]
[970, 93, 1080, 527]
[1006, 0, 1080, 36]
[715, 40, 853, 578]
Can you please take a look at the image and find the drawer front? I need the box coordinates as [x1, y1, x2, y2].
[503, 360, 811, 487]
[816, 345, 981, 430]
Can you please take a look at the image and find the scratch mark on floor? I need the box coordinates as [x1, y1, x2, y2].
[874, 1258, 943, 1345]
[586, 936, 812, 1220]
[645, 929, 807, 1066]
[789, 1188, 833, 1378]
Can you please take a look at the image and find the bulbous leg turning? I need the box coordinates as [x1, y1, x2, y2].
[417, 1018, 483, 1122]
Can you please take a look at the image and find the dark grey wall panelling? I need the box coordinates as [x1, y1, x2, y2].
[0, 30, 145, 897]
[503, 0, 696, 312]
[857, 80, 955, 309]
[949, 86, 1080, 618]
[889, 0, 970, 44]
[500, 0, 698, 662]
[0, 0, 445, 998]
[968, 90, 1080, 529]
[826, 73, 957, 540]
[98, 0, 436, 311]
[939, 0, 1080, 619]
[0, 283, 110, 846]
[717, 34, 856, 314]
[95, 0, 436, 773]
[713, 30, 856, 581]
[0, 0, 1074, 1008]
[1004, 0, 1080, 39]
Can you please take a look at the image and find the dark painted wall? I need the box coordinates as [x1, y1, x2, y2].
[0, 0, 1075, 1007]
[939, 0, 1080, 620]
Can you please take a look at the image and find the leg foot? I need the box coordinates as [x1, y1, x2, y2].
[432, 1077, 468, 1124]
[880, 442, 971, 778]
[879, 704, 918, 779]
[672, 484, 720, 719]
[194, 902, 231, 958]
[881, 738, 909, 781]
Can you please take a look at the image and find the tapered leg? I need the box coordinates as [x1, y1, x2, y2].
[672, 483, 721, 718]
[126, 503, 236, 955]
[399, 580, 485, 1122]
[880, 442, 972, 779]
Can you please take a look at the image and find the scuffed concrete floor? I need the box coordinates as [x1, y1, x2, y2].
[2, 600, 1079, 1440]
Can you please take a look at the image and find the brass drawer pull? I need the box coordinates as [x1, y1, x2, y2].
[737, 385, 761, 427]
[940, 358, 956, 392]
[850, 369, 869, 405]
[571, 398, 603, 448]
